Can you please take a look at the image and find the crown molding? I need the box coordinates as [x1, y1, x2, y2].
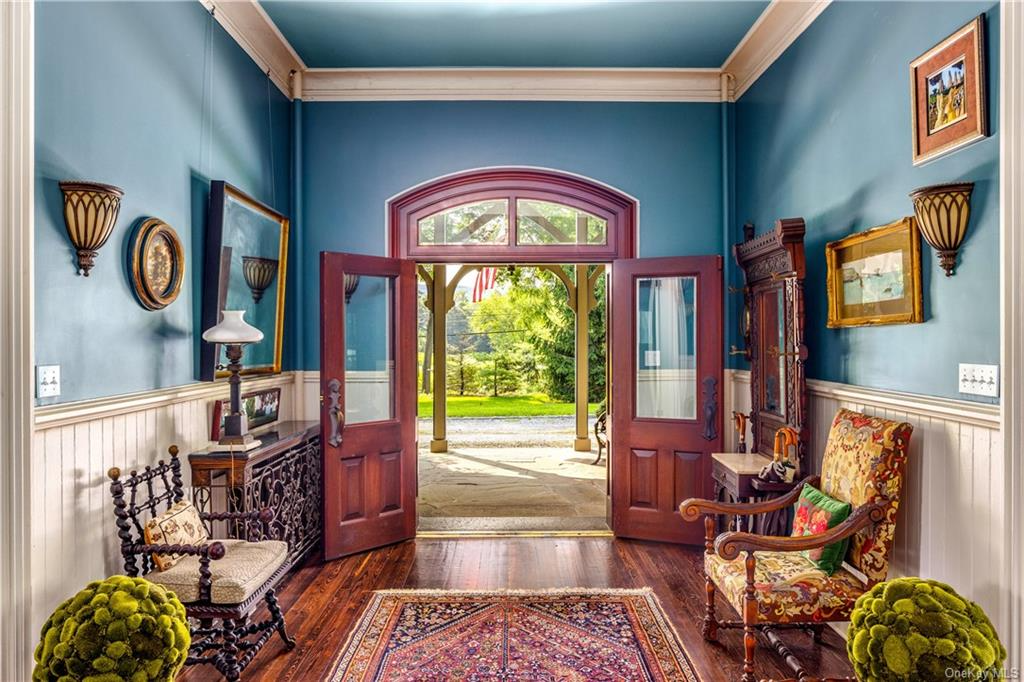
[201, 0, 305, 98]
[301, 67, 724, 102]
[722, 0, 831, 101]
[200, 0, 829, 102]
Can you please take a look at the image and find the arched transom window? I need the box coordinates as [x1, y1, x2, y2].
[389, 168, 636, 262]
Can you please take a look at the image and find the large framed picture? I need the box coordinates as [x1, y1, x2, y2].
[210, 387, 282, 441]
[200, 181, 289, 381]
[909, 15, 987, 165]
[826, 217, 923, 328]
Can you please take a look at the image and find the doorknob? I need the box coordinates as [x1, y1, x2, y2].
[326, 378, 344, 447]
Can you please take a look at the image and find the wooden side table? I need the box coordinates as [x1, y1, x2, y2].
[711, 452, 797, 535]
[189, 420, 321, 570]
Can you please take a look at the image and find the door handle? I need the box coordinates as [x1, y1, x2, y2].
[702, 376, 718, 441]
[326, 378, 344, 447]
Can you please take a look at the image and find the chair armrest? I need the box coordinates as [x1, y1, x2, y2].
[131, 541, 226, 602]
[129, 541, 226, 559]
[713, 502, 886, 560]
[680, 475, 818, 522]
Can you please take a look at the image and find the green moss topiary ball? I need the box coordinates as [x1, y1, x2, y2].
[847, 577, 1006, 681]
[33, 575, 190, 682]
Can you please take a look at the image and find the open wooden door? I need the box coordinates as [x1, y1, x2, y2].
[610, 256, 723, 544]
[320, 252, 417, 560]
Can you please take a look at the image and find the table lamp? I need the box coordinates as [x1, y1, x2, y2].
[203, 310, 264, 448]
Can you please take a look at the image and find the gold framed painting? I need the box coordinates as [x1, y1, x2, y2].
[826, 217, 923, 328]
[909, 15, 987, 165]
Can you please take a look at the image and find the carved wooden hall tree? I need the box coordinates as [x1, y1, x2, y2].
[733, 218, 810, 474]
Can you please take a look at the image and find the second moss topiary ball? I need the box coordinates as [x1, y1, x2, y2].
[33, 575, 190, 682]
[847, 577, 1005, 681]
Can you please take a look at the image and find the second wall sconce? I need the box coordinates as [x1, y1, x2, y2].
[59, 180, 123, 276]
[909, 182, 974, 277]
[241, 256, 279, 303]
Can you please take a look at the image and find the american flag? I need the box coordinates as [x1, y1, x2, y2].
[471, 267, 497, 303]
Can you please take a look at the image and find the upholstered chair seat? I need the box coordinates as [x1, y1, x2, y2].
[705, 550, 866, 622]
[147, 539, 289, 604]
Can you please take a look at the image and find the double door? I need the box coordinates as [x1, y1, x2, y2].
[320, 253, 722, 559]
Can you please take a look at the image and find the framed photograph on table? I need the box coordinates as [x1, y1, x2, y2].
[909, 15, 987, 165]
[210, 387, 282, 441]
[826, 217, 923, 328]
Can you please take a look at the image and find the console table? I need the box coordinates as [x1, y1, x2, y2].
[712, 452, 795, 535]
[189, 421, 321, 570]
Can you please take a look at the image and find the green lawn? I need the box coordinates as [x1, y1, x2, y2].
[418, 393, 600, 418]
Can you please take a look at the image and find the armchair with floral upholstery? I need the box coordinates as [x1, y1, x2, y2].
[680, 408, 913, 682]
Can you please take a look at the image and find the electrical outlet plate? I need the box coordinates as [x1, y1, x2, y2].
[36, 364, 60, 398]
[958, 363, 999, 398]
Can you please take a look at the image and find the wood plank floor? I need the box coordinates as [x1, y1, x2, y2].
[181, 538, 854, 681]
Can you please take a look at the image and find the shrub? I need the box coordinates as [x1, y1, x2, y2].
[848, 577, 1005, 681]
[33, 575, 190, 682]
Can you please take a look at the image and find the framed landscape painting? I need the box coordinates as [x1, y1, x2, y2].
[909, 15, 987, 165]
[826, 217, 923, 328]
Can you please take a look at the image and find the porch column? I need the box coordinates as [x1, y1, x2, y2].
[574, 264, 591, 452]
[430, 264, 448, 453]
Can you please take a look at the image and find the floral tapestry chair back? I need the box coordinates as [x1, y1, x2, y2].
[819, 408, 913, 585]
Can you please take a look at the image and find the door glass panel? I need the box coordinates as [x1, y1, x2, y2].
[417, 199, 508, 245]
[516, 199, 607, 245]
[344, 274, 393, 424]
[635, 276, 697, 420]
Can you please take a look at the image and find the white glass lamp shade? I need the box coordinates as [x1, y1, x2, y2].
[202, 310, 264, 344]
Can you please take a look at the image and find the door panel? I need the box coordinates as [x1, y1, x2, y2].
[611, 256, 723, 544]
[321, 252, 416, 560]
[629, 450, 658, 509]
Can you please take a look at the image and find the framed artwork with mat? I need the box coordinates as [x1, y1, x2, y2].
[909, 15, 987, 165]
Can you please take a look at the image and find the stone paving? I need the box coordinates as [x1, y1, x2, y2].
[417, 416, 608, 531]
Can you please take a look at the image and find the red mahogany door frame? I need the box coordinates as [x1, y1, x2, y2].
[387, 168, 637, 262]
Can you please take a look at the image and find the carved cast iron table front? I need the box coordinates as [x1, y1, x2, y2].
[189, 421, 321, 570]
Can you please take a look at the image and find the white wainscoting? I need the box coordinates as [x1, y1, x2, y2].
[28, 373, 299, 635]
[724, 369, 1007, 639]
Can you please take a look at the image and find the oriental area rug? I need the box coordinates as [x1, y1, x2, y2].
[329, 588, 699, 681]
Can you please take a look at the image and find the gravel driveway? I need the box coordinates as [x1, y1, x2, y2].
[418, 415, 597, 448]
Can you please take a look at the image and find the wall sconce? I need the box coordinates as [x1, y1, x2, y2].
[241, 256, 279, 303]
[909, 182, 974, 277]
[59, 181, 124, 276]
[344, 273, 360, 303]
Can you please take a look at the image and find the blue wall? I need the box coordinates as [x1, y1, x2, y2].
[35, 1, 292, 403]
[300, 101, 724, 368]
[732, 1, 1000, 402]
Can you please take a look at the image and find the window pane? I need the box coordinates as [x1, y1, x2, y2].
[417, 200, 508, 246]
[516, 199, 607, 245]
[635, 276, 697, 420]
[344, 275, 393, 424]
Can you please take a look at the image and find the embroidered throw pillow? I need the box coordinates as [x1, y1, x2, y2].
[791, 483, 852, 575]
[143, 500, 209, 571]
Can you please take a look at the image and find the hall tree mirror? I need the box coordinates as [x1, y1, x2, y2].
[200, 181, 289, 380]
[734, 218, 809, 473]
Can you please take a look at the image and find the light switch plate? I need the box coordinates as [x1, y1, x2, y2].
[37, 364, 61, 398]
[958, 363, 999, 398]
